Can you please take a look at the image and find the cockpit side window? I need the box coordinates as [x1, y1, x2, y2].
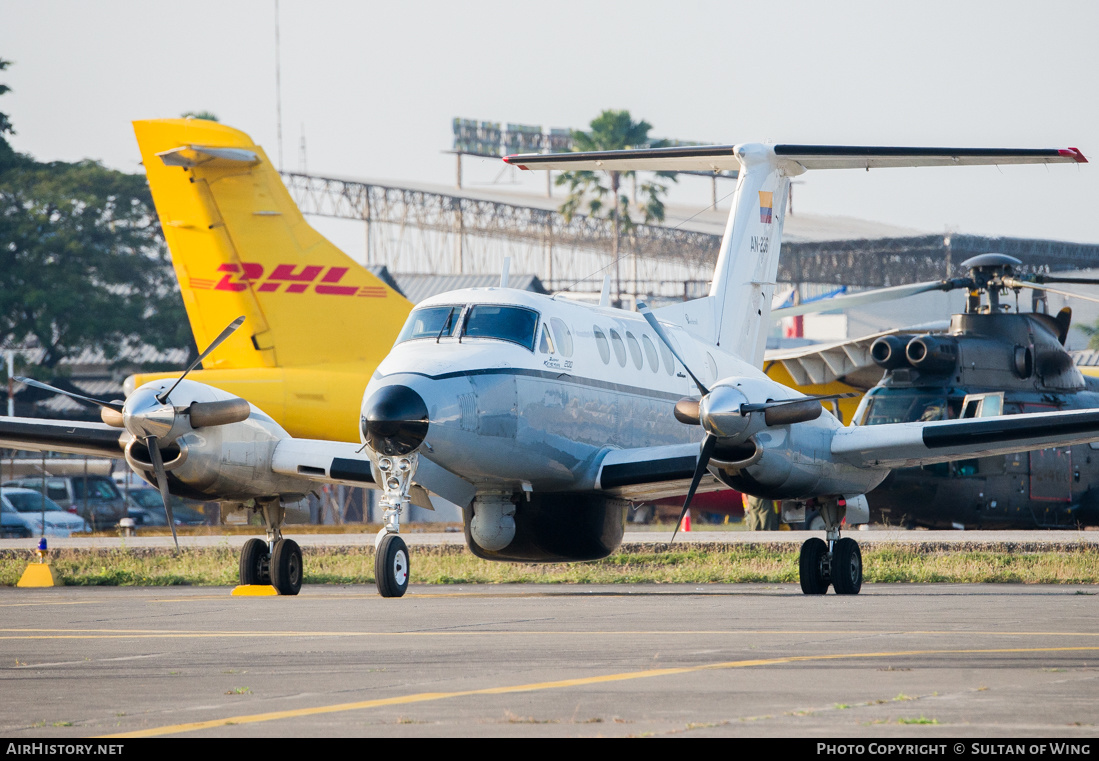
[395, 305, 462, 344]
[538, 324, 555, 354]
[462, 305, 540, 351]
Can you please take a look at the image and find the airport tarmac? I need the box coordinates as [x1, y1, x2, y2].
[1, 582, 1096, 738]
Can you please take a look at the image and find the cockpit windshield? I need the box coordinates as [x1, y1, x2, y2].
[462, 305, 539, 350]
[856, 391, 949, 426]
[395, 306, 461, 344]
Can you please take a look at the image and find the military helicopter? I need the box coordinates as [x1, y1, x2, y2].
[776, 253, 1099, 529]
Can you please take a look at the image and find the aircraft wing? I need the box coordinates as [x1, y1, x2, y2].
[832, 408, 1099, 470]
[0, 416, 127, 459]
[271, 439, 476, 508]
[595, 442, 723, 502]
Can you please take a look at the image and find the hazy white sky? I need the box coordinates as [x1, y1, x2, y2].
[3, 0, 1097, 246]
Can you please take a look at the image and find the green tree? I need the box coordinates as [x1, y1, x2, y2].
[555, 109, 676, 305]
[180, 111, 219, 122]
[1078, 319, 1099, 351]
[0, 58, 19, 170]
[0, 159, 194, 380]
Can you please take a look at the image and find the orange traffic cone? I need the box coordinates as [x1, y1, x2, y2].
[680, 510, 691, 533]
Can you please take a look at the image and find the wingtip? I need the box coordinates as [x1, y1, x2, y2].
[1060, 147, 1088, 164]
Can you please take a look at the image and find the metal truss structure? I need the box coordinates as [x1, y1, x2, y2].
[281, 172, 1099, 300]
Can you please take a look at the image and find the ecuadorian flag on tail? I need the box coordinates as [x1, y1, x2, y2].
[759, 191, 773, 224]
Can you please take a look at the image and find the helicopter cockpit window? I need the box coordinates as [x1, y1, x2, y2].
[857, 392, 949, 426]
[461, 305, 540, 351]
[395, 305, 462, 344]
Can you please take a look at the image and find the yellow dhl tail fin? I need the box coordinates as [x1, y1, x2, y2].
[133, 119, 412, 371]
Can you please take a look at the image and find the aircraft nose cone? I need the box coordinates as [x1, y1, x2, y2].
[362, 385, 429, 456]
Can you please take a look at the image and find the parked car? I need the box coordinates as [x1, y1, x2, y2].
[125, 489, 208, 526]
[1, 502, 32, 538]
[0, 487, 89, 537]
[2, 475, 128, 530]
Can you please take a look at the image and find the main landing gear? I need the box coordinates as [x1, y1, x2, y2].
[798, 498, 862, 595]
[238, 498, 303, 596]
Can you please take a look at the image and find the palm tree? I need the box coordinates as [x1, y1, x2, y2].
[556, 110, 676, 306]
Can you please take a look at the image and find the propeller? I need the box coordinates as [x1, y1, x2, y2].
[15, 316, 249, 549]
[638, 302, 856, 539]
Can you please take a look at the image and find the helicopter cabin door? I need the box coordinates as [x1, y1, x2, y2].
[1017, 402, 1074, 526]
[953, 393, 1009, 523]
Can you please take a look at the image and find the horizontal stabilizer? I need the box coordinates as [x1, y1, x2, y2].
[832, 408, 1099, 470]
[505, 144, 1087, 173]
[157, 145, 260, 168]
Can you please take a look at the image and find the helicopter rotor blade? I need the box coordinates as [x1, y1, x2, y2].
[145, 435, 179, 551]
[14, 377, 124, 412]
[772, 280, 966, 319]
[1002, 278, 1099, 306]
[671, 433, 717, 543]
[638, 302, 709, 395]
[157, 316, 245, 405]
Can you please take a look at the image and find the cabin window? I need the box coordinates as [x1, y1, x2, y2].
[395, 305, 462, 343]
[641, 335, 660, 373]
[609, 329, 627, 367]
[658, 340, 675, 375]
[550, 318, 574, 357]
[462, 304, 540, 351]
[625, 332, 644, 370]
[593, 327, 610, 364]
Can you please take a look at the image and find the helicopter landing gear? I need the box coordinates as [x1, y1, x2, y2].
[797, 498, 862, 595]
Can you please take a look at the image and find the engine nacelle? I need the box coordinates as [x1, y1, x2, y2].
[123, 379, 311, 503]
[464, 491, 626, 562]
[870, 335, 912, 369]
[905, 335, 958, 374]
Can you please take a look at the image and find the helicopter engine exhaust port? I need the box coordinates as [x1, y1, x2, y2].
[905, 335, 958, 374]
[870, 335, 913, 370]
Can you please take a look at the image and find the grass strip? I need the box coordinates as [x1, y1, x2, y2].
[1, 542, 1097, 587]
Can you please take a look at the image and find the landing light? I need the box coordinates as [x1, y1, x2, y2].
[378, 458, 393, 471]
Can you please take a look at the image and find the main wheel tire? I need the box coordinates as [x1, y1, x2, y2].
[270, 538, 303, 596]
[799, 537, 829, 595]
[239, 538, 270, 586]
[375, 534, 410, 598]
[831, 537, 863, 595]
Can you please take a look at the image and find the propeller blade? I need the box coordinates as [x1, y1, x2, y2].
[145, 435, 179, 551]
[740, 392, 860, 414]
[15, 377, 123, 411]
[1002, 279, 1099, 306]
[638, 302, 709, 395]
[157, 316, 245, 404]
[672, 433, 717, 543]
[772, 280, 962, 319]
[188, 398, 251, 428]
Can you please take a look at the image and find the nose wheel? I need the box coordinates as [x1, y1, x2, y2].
[375, 533, 410, 598]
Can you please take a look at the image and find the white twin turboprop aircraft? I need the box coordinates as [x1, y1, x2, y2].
[4, 142, 1094, 598]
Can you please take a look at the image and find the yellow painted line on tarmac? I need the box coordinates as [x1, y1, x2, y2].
[2, 627, 1098, 640]
[99, 645, 1099, 738]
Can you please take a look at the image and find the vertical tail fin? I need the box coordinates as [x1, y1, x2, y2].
[133, 119, 412, 370]
[505, 142, 1084, 367]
